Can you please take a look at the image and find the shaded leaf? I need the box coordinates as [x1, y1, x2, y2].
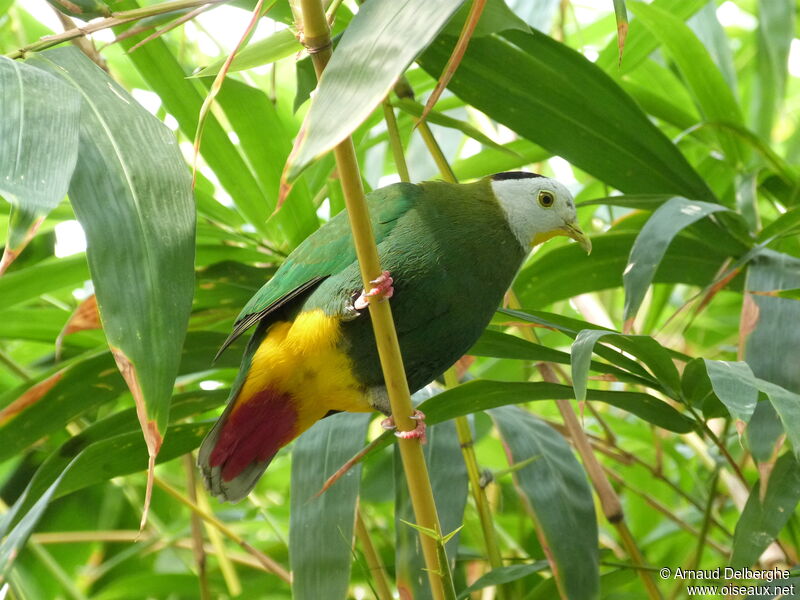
[285, 0, 467, 180]
[571, 330, 682, 401]
[489, 406, 599, 600]
[730, 452, 800, 567]
[29, 47, 196, 461]
[744, 250, 800, 461]
[418, 26, 714, 199]
[457, 562, 548, 600]
[515, 232, 732, 312]
[703, 359, 759, 424]
[628, 1, 746, 165]
[0, 56, 80, 273]
[421, 379, 694, 434]
[623, 197, 731, 321]
[290, 413, 371, 600]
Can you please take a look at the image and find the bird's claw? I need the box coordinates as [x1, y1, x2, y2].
[380, 410, 426, 444]
[354, 271, 394, 310]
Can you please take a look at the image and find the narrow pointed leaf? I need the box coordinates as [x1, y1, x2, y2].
[703, 359, 759, 424]
[623, 197, 731, 320]
[571, 330, 682, 402]
[489, 406, 599, 600]
[731, 452, 800, 567]
[596, 0, 707, 74]
[612, 0, 628, 65]
[0, 56, 80, 273]
[417, 26, 714, 200]
[290, 413, 371, 600]
[756, 378, 800, 461]
[744, 251, 800, 461]
[28, 48, 195, 462]
[192, 27, 301, 78]
[285, 0, 467, 181]
[628, 1, 746, 165]
[457, 562, 548, 600]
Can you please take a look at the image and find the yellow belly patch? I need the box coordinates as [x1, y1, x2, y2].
[235, 309, 372, 432]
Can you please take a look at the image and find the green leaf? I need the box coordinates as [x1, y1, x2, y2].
[744, 250, 800, 461]
[420, 380, 694, 434]
[571, 330, 681, 401]
[0, 56, 80, 270]
[452, 139, 550, 181]
[595, 0, 707, 74]
[28, 47, 196, 454]
[623, 197, 731, 321]
[286, 0, 467, 180]
[703, 359, 759, 424]
[751, 0, 795, 138]
[515, 232, 730, 310]
[290, 413, 371, 600]
[192, 27, 301, 78]
[0, 455, 79, 578]
[730, 452, 800, 567]
[628, 1, 747, 165]
[393, 97, 512, 154]
[469, 329, 659, 388]
[396, 418, 466, 599]
[756, 378, 800, 461]
[418, 26, 714, 200]
[457, 562, 548, 600]
[489, 406, 599, 600]
[0, 254, 89, 310]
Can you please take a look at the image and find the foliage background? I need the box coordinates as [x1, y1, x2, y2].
[1, 0, 800, 598]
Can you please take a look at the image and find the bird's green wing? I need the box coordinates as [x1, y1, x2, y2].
[215, 183, 419, 357]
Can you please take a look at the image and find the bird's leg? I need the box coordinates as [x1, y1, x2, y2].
[354, 270, 394, 310]
[380, 410, 426, 444]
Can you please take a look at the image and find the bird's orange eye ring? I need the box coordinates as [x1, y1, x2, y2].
[538, 190, 555, 208]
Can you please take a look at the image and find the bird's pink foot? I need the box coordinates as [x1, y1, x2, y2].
[381, 410, 426, 444]
[354, 271, 394, 310]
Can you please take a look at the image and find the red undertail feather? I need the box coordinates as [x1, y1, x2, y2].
[209, 389, 298, 481]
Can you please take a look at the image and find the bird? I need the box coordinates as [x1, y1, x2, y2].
[198, 171, 591, 502]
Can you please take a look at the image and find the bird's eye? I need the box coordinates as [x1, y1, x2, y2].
[538, 190, 555, 208]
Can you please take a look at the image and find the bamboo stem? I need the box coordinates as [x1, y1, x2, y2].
[297, 3, 450, 598]
[153, 476, 291, 583]
[6, 0, 229, 59]
[355, 509, 394, 600]
[183, 455, 212, 600]
[382, 101, 410, 182]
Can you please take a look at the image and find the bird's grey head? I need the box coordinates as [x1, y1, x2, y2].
[489, 171, 591, 253]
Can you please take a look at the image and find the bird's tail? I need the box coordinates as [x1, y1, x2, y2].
[198, 388, 305, 502]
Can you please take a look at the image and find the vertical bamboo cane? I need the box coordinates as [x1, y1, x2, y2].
[296, 3, 451, 598]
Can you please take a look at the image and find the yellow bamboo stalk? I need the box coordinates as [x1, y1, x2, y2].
[355, 509, 394, 600]
[297, 2, 450, 598]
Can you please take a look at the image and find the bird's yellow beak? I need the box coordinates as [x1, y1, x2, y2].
[561, 221, 592, 254]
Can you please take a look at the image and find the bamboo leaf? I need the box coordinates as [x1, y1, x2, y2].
[628, 1, 747, 165]
[489, 406, 599, 600]
[456, 562, 548, 600]
[27, 48, 195, 481]
[0, 56, 80, 274]
[612, 0, 628, 66]
[596, 0, 707, 74]
[703, 359, 759, 424]
[515, 232, 731, 310]
[285, 0, 467, 180]
[417, 25, 714, 200]
[744, 250, 800, 461]
[756, 378, 800, 461]
[0, 455, 79, 578]
[420, 380, 694, 434]
[571, 330, 681, 402]
[623, 197, 731, 321]
[192, 27, 301, 78]
[730, 452, 800, 567]
[751, 0, 794, 139]
[290, 413, 372, 600]
[0, 254, 89, 310]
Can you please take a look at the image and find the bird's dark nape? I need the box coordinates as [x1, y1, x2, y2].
[491, 171, 544, 181]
